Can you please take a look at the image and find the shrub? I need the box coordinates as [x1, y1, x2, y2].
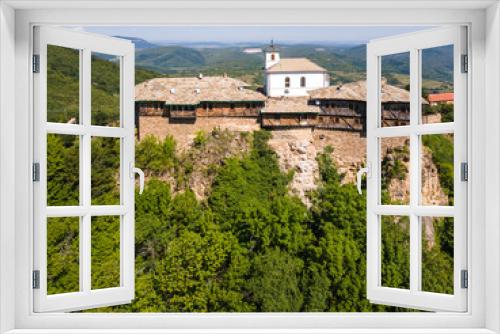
[135, 134, 177, 176]
[193, 130, 208, 147]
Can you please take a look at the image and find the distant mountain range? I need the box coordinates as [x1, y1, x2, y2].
[113, 36, 159, 49]
[116, 35, 453, 92]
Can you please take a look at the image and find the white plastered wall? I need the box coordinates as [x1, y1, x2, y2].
[266, 72, 327, 97]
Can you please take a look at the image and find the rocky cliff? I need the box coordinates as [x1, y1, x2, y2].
[139, 117, 449, 219]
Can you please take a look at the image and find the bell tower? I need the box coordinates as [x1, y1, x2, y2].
[264, 40, 280, 69]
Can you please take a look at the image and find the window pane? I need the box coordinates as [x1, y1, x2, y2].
[421, 217, 454, 294]
[91, 137, 121, 205]
[47, 217, 80, 294]
[47, 45, 80, 124]
[421, 134, 454, 206]
[421, 45, 454, 124]
[381, 52, 410, 127]
[91, 216, 120, 289]
[91, 52, 121, 126]
[380, 137, 410, 205]
[381, 215, 410, 289]
[47, 134, 80, 206]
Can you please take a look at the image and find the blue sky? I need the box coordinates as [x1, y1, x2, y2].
[81, 26, 430, 45]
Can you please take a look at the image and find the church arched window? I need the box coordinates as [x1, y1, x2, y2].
[300, 76, 306, 87]
[271, 53, 275, 61]
[285, 77, 290, 88]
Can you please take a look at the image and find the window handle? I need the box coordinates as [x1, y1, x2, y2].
[356, 164, 371, 195]
[130, 162, 145, 195]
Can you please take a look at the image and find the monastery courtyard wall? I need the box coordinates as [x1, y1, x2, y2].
[139, 116, 261, 151]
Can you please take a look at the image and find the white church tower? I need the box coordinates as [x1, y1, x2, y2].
[263, 41, 330, 97]
[265, 40, 280, 69]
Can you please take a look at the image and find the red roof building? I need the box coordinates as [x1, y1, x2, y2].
[427, 92, 454, 105]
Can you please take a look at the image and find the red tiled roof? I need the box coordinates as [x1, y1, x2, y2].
[427, 92, 454, 103]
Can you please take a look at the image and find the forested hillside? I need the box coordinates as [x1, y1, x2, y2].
[46, 45, 455, 312]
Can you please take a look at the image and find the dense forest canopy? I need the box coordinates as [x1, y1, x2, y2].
[45, 43, 455, 312]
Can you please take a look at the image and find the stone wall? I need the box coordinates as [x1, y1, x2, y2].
[195, 105, 261, 117]
[423, 113, 442, 124]
[261, 114, 318, 128]
[139, 116, 261, 151]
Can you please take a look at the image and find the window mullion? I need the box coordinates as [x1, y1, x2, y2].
[409, 214, 421, 292]
[409, 48, 421, 292]
[374, 122, 454, 138]
[80, 48, 92, 293]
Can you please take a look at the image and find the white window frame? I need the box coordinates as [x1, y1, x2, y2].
[366, 26, 468, 312]
[0, 1, 499, 333]
[32, 26, 136, 312]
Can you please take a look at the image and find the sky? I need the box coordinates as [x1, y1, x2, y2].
[80, 26, 431, 45]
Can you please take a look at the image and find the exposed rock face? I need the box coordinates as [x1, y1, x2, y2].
[142, 126, 252, 200]
[381, 141, 448, 207]
[421, 146, 449, 206]
[379, 140, 448, 250]
[184, 130, 251, 199]
[268, 129, 318, 206]
[139, 117, 449, 222]
[313, 130, 367, 184]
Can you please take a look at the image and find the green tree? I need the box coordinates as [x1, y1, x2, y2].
[301, 263, 331, 312]
[91, 137, 120, 204]
[246, 248, 304, 312]
[422, 134, 454, 204]
[135, 135, 177, 176]
[311, 147, 380, 312]
[155, 228, 250, 312]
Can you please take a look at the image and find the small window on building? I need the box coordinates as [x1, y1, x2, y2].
[230, 103, 235, 109]
[300, 76, 306, 87]
[285, 77, 290, 88]
[271, 54, 275, 61]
